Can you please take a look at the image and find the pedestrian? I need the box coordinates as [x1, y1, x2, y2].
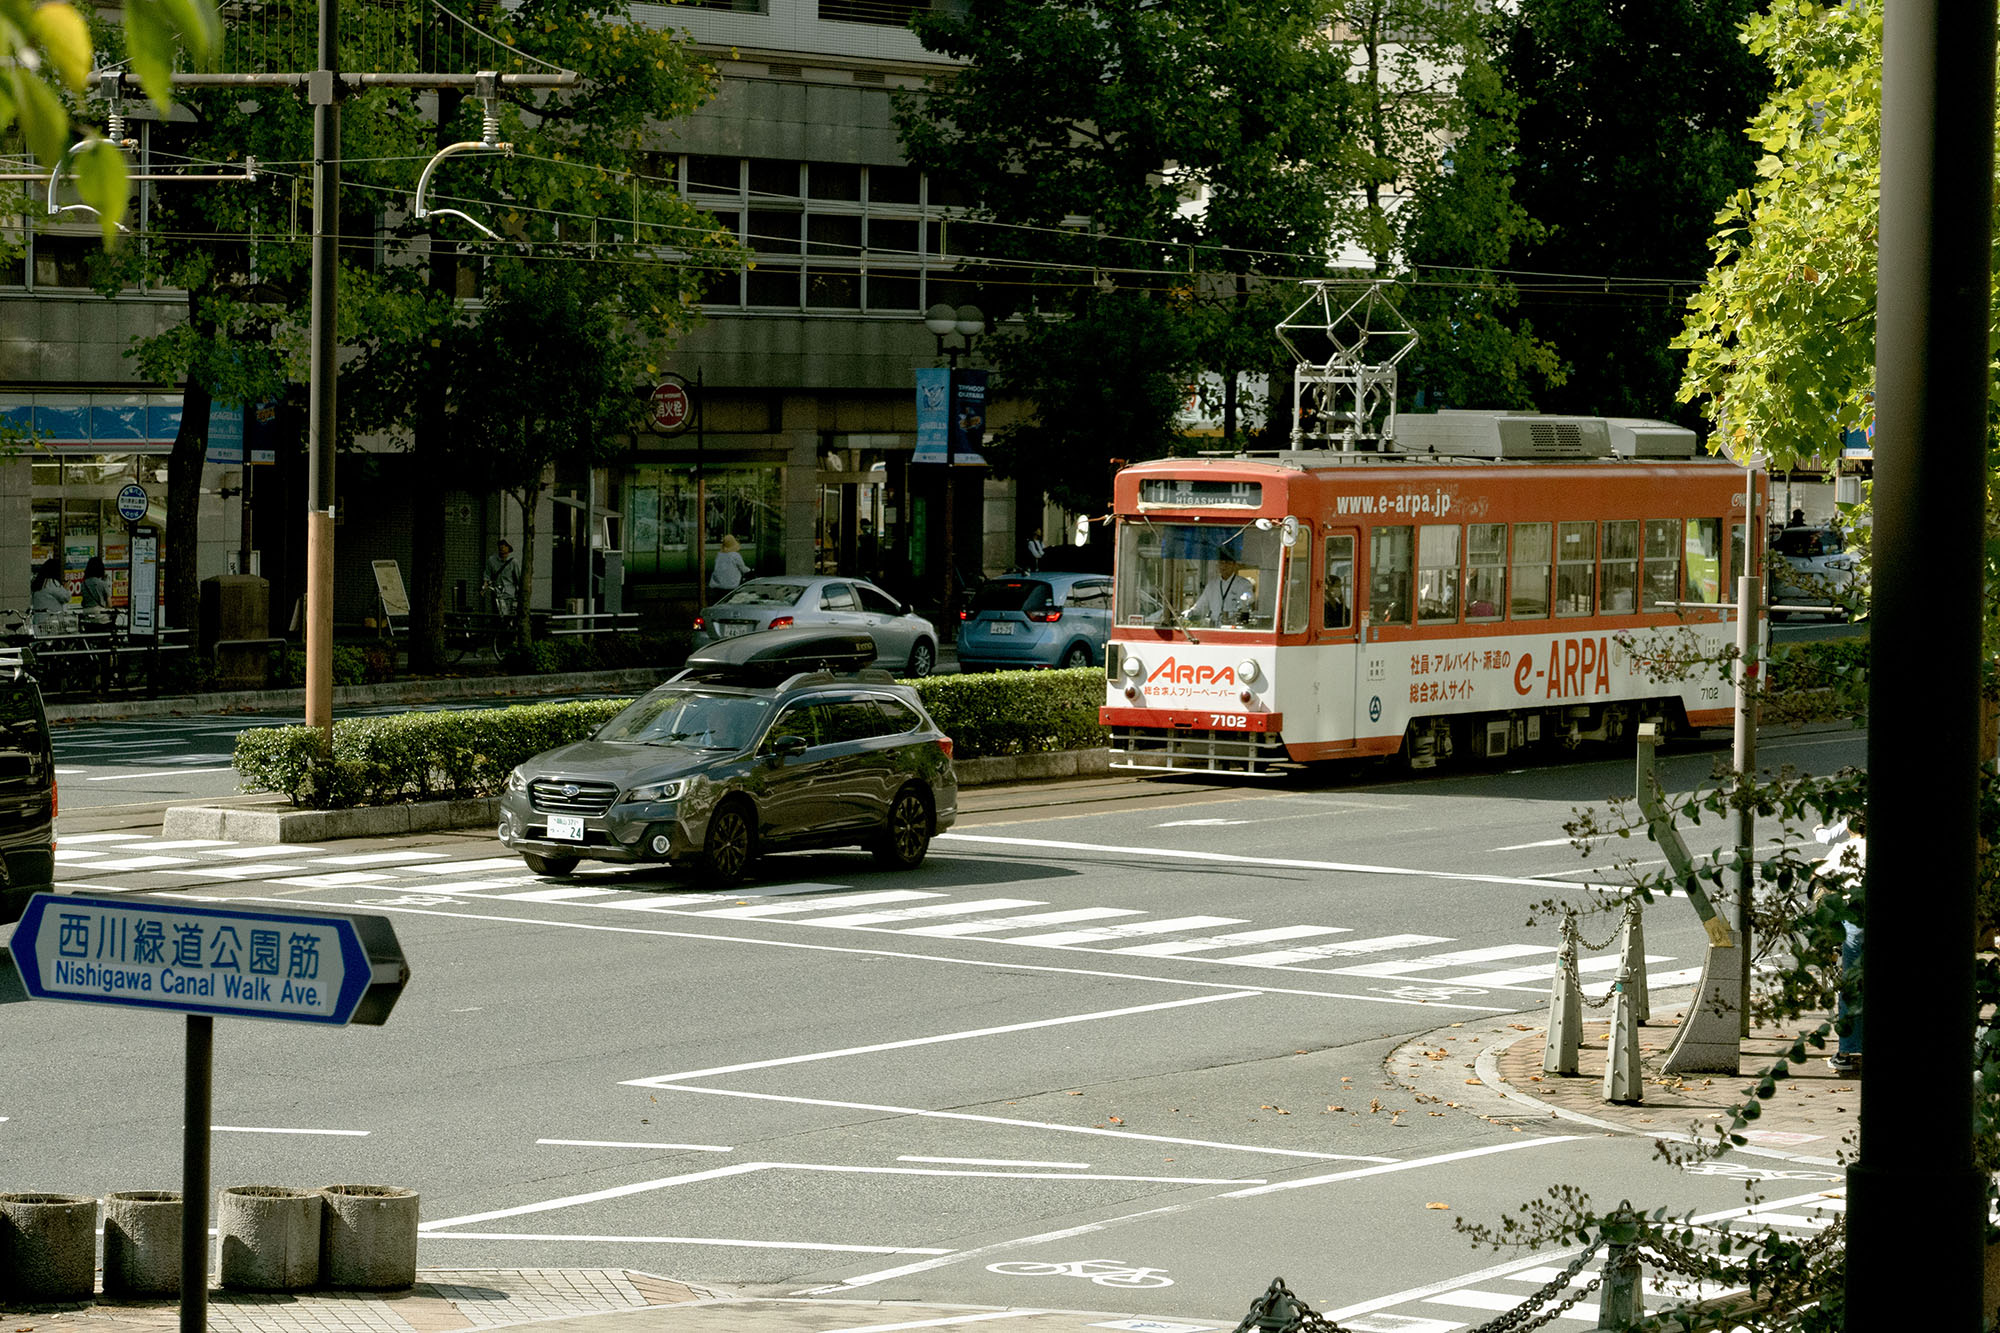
[1814, 813, 1866, 1077]
[710, 533, 748, 594]
[81, 556, 111, 609]
[483, 540, 521, 616]
[29, 558, 67, 613]
[1026, 527, 1045, 570]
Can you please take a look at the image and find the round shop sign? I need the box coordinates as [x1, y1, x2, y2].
[116, 483, 150, 523]
[648, 377, 693, 434]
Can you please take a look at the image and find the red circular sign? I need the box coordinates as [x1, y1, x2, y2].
[649, 380, 692, 434]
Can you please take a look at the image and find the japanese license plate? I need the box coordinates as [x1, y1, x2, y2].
[989, 622, 1015, 635]
[547, 814, 584, 842]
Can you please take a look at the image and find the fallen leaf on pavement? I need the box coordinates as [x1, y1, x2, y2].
[1426, 1202, 1450, 1210]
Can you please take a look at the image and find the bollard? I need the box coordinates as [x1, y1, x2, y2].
[1596, 1202, 1645, 1328]
[103, 1191, 183, 1299]
[319, 1185, 419, 1290]
[1620, 900, 1649, 1026]
[1543, 913, 1583, 1075]
[1230, 1276, 1313, 1333]
[217, 1185, 321, 1292]
[1603, 959, 1644, 1104]
[0, 1192, 98, 1304]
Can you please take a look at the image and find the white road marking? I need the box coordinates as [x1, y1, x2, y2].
[409, 857, 534, 875]
[899, 908, 1143, 937]
[803, 898, 1048, 928]
[317, 851, 451, 866]
[1222, 934, 1451, 967]
[936, 833, 1620, 891]
[636, 1085, 1389, 1162]
[421, 1162, 773, 1229]
[628, 992, 1261, 1084]
[1326, 943, 1551, 978]
[899, 1156, 1090, 1170]
[54, 767, 84, 775]
[496, 886, 628, 903]
[1114, 925, 1351, 959]
[692, 890, 943, 919]
[1452, 954, 1669, 987]
[214, 1125, 369, 1137]
[1221, 1136, 1580, 1198]
[163, 864, 320, 880]
[537, 1139, 733, 1152]
[63, 855, 196, 871]
[86, 768, 233, 781]
[50, 832, 149, 844]
[800, 1205, 1199, 1294]
[1001, 916, 1249, 947]
[272, 872, 401, 887]
[1490, 837, 1576, 851]
[1156, 819, 1251, 827]
[413, 880, 542, 894]
[208, 845, 328, 858]
[136, 840, 238, 851]
[829, 1313, 1035, 1333]
[419, 1231, 952, 1255]
[52, 850, 104, 862]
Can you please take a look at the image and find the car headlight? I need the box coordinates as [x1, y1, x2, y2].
[625, 779, 687, 803]
[505, 769, 527, 792]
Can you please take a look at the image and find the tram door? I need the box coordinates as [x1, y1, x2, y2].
[1319, 531, 1360, 748]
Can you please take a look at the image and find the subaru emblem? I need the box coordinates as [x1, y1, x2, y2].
[562, 783, 580, 798]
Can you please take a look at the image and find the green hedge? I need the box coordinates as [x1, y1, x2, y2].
[233, 667, 1108, 809]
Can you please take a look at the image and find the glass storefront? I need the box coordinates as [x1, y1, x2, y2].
[30, 454, 170, 609]
[622, 463, 785, 586]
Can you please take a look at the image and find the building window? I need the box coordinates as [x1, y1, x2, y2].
[821, 0, 929, 25]
[624, 463, 785, 584]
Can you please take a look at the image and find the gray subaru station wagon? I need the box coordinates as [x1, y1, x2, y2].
[498, 628, 957, 885]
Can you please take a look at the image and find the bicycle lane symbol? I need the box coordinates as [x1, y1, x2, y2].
[986, 1260, 1174, 1288]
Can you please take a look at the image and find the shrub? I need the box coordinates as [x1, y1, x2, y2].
[911, 666, 1105, 757]
[1762, 633, 1869, 726]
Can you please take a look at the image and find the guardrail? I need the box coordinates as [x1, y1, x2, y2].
[0, 614, 194, 700]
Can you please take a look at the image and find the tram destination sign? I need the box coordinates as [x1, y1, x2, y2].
[1137, 479, 1262, 509]
[7, 893, 408, 1026]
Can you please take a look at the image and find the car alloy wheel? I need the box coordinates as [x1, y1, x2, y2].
[907, 639, 935, 677]
[703, 800, 757, 884]
[1062, 643, 1091, 668]
[872, 786, 932, 869]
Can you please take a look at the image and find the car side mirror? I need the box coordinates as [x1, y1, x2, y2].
[770, 734, 808, 762]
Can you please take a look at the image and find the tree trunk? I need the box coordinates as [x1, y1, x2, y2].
[514, 480, 540, 644]
[167, 369, 211, 636]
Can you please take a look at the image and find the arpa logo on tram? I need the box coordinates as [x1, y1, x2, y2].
[1512, 635, 1614, 700]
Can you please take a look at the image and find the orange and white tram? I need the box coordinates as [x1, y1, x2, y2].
[1099, 411, 1768, 774]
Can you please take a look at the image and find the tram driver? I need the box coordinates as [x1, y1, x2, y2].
[1189, 551, 1259, 626]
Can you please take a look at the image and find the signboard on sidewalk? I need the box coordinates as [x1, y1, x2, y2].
[129, 528, 158, 637]
[7, 893, 407, 1026]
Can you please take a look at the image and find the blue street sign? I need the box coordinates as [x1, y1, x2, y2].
[8, 894, 407, 1026]
[116, 483, 150, 524]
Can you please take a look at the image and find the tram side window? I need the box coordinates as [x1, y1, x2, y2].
[1643, 518, 1682, 609]
[1323, 533, 1355, 629]
[1684, 518, 1722, 602]
[1600, 521, 1638, 613]
[1510, 522, 1551, 619]
[1555, 521, 1595, 616]
[1281, 528, 1312, 633]
[1369, 526, 1413, 626]
[1416, 525, 1460, 624]
[1465, 523, 1506, 621]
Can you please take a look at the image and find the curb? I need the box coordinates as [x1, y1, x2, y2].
[162, 750, 1107, 844]
[45, 668, 670, 723]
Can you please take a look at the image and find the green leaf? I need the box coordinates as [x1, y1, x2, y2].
[27, 2, 91, 91]
[10, 65, 68, 167]
[74, 139, 130, 247]
[124, 0, 179, 113]
[156, 0, 221, 68]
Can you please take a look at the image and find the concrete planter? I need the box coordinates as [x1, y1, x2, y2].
[102, 1190, 182, 1299]
[319, 1184, 419, 1290]
[0, 1192, 99, 1304]
[217, 1185, 320, 1292]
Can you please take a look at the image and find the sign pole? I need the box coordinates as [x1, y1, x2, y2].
[696, 370, 707, 613]
[181, 1015, 212, 1333]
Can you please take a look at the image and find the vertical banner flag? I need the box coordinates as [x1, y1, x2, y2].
[950, 370, 988, 466]
[206, 401, 245, 464]
[914, 367, 950, 464]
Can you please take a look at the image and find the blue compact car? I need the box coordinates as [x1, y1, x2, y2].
[957, 572, 1114, 671]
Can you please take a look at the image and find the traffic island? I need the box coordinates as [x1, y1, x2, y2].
[0, 1192, 99, 1304]
[320, 1185, 420, 1289]
[102, 1190, 182, 1299]
[217, 1185, 322, 1292]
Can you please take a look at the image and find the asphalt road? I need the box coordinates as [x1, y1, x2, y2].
[5, 723, 1865, 1321]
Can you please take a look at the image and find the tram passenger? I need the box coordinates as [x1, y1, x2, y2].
[1189, 552, 1257, 626]
[1324, 575, 1350, 629]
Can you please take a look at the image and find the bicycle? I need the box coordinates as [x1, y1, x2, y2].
[986, 1260, 1175, 1289]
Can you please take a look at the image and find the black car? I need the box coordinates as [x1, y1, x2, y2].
[0, 670, 57, 926]
[497, 628, 958, 885]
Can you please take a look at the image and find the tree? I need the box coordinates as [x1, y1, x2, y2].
[1495, 0, 1773, 423]
[897, 0, 1357, 504]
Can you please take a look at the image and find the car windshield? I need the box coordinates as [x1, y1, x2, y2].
[1114, 520, 1284, 629]
[1775, 527, 1843, 557]
[970, 580, 1052, 614]
[594, 689, 773, 750]
[715, 582, 805, 608]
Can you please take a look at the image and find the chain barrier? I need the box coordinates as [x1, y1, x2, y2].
[1574, 900, 1642, 1011]
[1466, 1237, 1607, 1332]
[1229, 1276, 1357, 1333]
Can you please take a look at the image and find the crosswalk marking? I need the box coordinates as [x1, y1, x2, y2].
[397, 879, 537, 894]
[1453, 954, 1668, 987]
[1113, 925, 1354, 958]
[899, 908, 1144, 937]
[801, 898, 1047, 928]
[273, 871, 401, 887]
[53, 849, 105, 862]
[1000, 915, 1249, 946]
[494, 886, 628, 902]
[209, 845, 329, 857]
[135, 839, 238, 851]
[692, 890, 942, 919]
[410, 857, 531, 875]
[64, 855, 197, 871]
[56, 832, 150, 845]
[1327, 943, 1551, 978]
[1426, 1290, 1594, 1320]
[163, 864, 321, 879]
[318, 851, 452, 866]
[1221, 933, 1452, 966]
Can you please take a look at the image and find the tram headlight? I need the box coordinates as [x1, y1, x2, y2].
[1237, 658, 1259, 684]
[1121, 656, 1144, 680]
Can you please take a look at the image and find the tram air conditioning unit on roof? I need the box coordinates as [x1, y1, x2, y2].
[1391, 410, 1696, 461]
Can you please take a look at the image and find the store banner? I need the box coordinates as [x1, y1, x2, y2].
[950, 369, 988, 467]
[914, 367, 949, 464]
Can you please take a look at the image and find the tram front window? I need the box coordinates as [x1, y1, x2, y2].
[1116, 522, 1283, 629]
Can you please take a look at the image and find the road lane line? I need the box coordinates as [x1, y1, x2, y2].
[420, 1162, 773, 1229]
[537, 1139, 733, 1152]
[420, 1231, 953, 1254]
[628, 992, 1261, 1083]
[1114, 925, 1352, 959]
[634, 1085, 1390, 1162]
[1221, 934, 1451, 967]
[214, 1125, 369, 1137]
[1000, 916, 1249, 947]
[802, 898, 1048, 928]
[1220, 1136, 1580, 1197]
[900, 908, 1143, 937]
[936, 832, 1622, 891]
[692, 890, 942, 919]
[825, 1312, 1038, 1333]
[899, 1156, 1089, 1169]
[235, 897, 1523, 1013]
[1490, 837, 1574, 851]
[86, 768, 233, 781]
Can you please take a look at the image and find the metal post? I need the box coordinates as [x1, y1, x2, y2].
[1851, 1, 1993, 1322]
[695, 368, 707, 612]
[303, 0, 341, 736]
[1595, 1204, 1643, 1329]
[1733, 573, 1757, 1036]
[1621, 900, 1649, 1027]
[1543, 913, 1582, 1075]
[1602, 959, 1642, 1104]
[180, 1014, 212, 1333]
[942, 360, 958, 623]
